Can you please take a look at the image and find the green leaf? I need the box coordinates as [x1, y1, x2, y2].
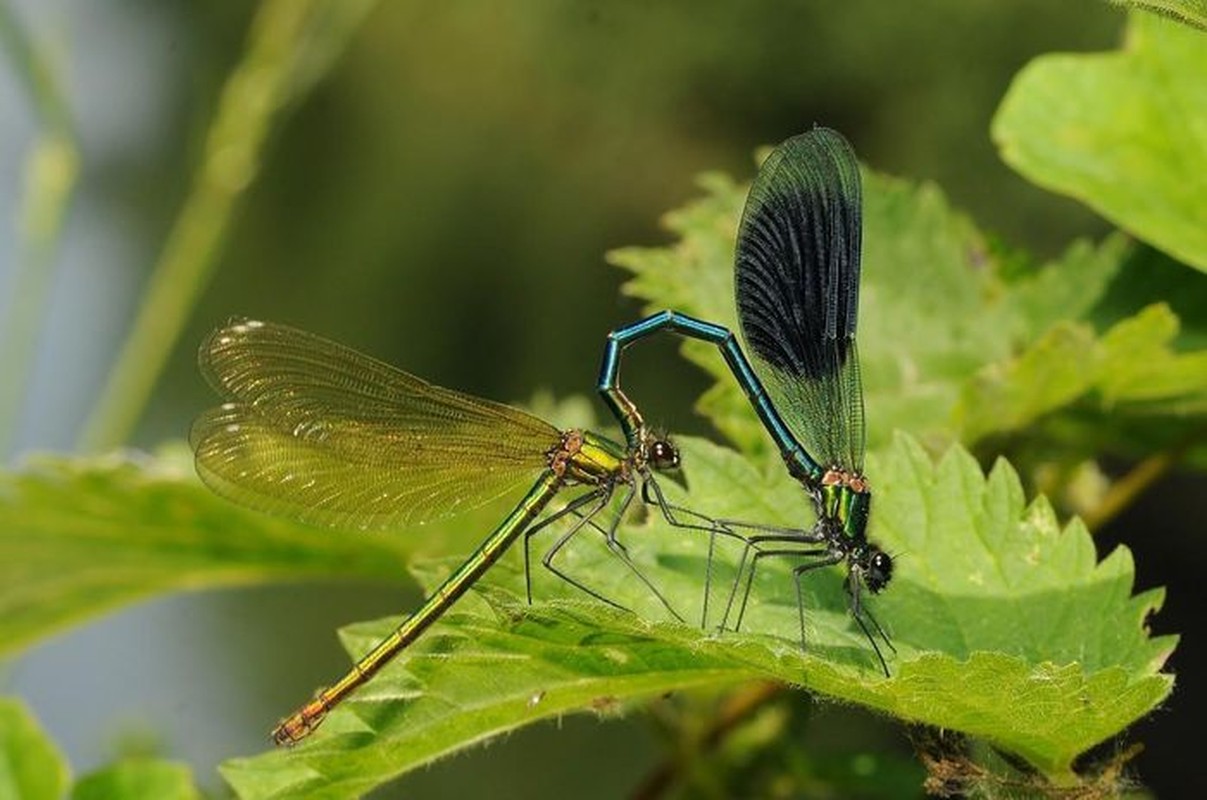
[993, 12, 1207, 273]
[72, 760, 201, 800]
[0, 444, 522, 655]
[855, 175, 1014, 451]
[0, 697, 70, 800]
[0, 697, 205, 800]
[611, 169, 1015, 457]
[1005, 235, 1127, 344]
[1097, 306, 1207, 406]
[611, 165, 1008, 451]
[220, 434, 1173, 798]
[1091, 244, 1207, 351]
[956, 303, 1207, 441]
[611, 147, 1207, 475]
[1105, 0, 1207, 32]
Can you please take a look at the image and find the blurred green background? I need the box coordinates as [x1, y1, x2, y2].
[149, 1, 1119, 449]
[10, 1, 1190, 797]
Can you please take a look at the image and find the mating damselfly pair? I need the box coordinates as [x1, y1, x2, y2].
[190, 127, 895, 745]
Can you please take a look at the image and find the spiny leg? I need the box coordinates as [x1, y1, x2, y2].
[847, 575, 895, 677]
[728, 545, 832, 633]
[589, 483, 687, 623]
[547, 474, 745, 627]
[640, 475, 755, 629]
[849, 612, 891, 678]
[540, 490, 634, 612]
[720, 530, 827, 632]
[522, 487, 611, 604]
[533, 484, 683, 622]
[790, 552, 844, 656]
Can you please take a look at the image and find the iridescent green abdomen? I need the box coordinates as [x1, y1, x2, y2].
[819, 468, 871, 542]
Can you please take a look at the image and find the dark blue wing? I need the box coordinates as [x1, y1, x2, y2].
[734, 127, 866, 472]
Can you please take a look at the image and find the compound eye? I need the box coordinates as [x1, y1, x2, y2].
[649, 439, 680, 471]
[865, 550, 894, 593]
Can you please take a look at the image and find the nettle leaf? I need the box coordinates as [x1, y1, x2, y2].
[1005, 235, 1127, 344]
[221, 435, 1172, 798]
[614, 165, 1045, 450]
[994, 12, 1207, 273]
[1092, 245, 1207, 351]
[856, 176, 1014, 451]
[611, 151, 1207, 464]
[0, 445, 517, 655]
[611, 169, 1012, 457]
[957, 304, 1207, 441]
[1105, 1, 1207, 32]
[1096, 306, 1207, 408]
[0, 697, 69, 800]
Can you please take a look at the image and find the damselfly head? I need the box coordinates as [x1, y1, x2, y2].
[861, 546, 893, 594]
[647, 437, 680, 472]
[644, 435, 687, 491]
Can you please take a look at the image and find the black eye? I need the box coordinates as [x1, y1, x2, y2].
[649, 439, 680, 471]
[865, 550, 893, 593]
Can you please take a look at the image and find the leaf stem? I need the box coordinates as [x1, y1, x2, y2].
[76, 0, 367, 452]
[1081, 430, 1203, 532]
[0, 2, 80, 458]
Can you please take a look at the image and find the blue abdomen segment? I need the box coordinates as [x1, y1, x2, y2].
[599, 311, 822, 482]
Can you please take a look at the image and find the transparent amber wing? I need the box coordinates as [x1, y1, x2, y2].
[191, 319, 560, 530]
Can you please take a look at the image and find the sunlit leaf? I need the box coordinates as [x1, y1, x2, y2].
[221, 435, 1173, 798]
[994, 12, 1207, 272]
[0, 446, 491, 654]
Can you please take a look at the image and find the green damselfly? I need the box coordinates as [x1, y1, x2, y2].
[192, 318, 728, 743]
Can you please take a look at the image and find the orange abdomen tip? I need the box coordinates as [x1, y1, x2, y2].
[271, 698, 329, 746]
